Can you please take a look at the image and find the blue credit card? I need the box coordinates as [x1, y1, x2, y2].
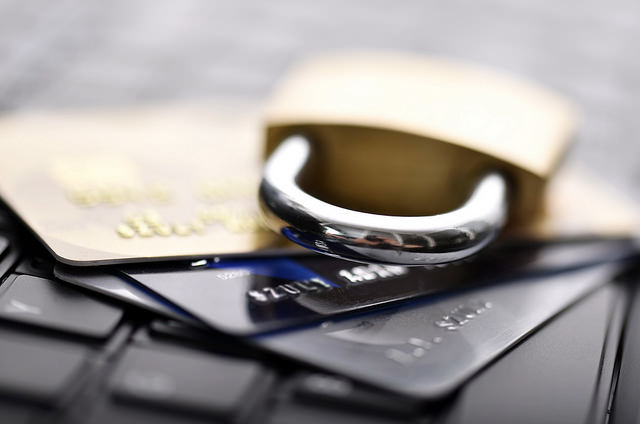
[56, 238, 637, 336]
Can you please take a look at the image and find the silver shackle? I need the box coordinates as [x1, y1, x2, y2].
[259, 135, 509, 266]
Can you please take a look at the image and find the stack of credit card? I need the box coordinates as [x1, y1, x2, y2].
[0, 104, 638, 401]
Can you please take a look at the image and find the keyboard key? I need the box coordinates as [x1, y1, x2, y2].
[148, 320, 212, 344]
[292, 373, 420, 417]
[88, 403, 215, 424]
[0, 275, 123, 338]
[0, 337, 86, 406]
[268, 402, 411, 424]
[145, 319, 256, 357]
[0, 235, 9, 258]
[111, 346, 264, 418]
[0, 400, 34, 424]
[15, 256, 55, 278]
[0, 234, 19, 279]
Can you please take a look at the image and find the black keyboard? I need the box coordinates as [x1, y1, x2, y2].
[0, 0, 638, 421]
[0, 207, 637, 424]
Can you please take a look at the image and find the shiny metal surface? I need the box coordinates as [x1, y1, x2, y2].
[259, 135, 509, 265]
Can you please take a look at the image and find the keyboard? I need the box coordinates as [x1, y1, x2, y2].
[1, 0, 639, 422]
[0, 205, 637, 424]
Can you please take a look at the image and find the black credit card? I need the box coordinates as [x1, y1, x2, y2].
[254, 261, 625, 399]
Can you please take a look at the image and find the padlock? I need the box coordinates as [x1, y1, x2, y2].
[259, 53, 576, 265]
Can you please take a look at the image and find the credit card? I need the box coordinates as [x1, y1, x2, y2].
[0, 104, 289, 265]
[55, 238, 637, 336]
[254, 261, 624, 399]
[54, 267, 199, 325]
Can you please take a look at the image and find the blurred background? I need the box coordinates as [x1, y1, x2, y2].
[1, 0, 638, 203]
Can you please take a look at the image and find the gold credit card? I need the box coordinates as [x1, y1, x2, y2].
[0, 103, 289, 265]
[510, 164, 640, 239]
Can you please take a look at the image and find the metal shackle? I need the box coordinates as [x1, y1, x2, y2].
[259, 135, 509, 266]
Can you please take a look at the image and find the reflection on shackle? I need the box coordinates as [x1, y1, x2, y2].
[259, 135, 508, 266]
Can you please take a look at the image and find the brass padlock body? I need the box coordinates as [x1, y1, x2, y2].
[264, 53, 576, 226]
